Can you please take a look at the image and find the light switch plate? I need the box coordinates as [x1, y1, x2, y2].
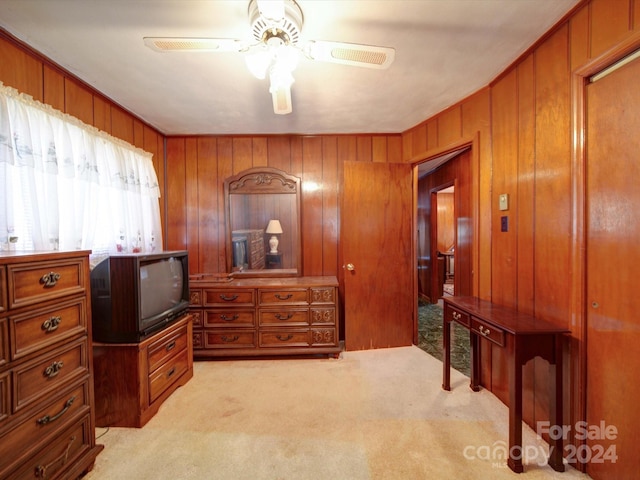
[499, 193, 509, 211]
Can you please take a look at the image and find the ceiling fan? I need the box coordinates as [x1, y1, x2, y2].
[143, 0, 395, 115]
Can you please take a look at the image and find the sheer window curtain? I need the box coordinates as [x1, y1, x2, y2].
[0, 82, 162, 262]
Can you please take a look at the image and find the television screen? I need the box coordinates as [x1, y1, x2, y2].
[139, 256, 185, 321]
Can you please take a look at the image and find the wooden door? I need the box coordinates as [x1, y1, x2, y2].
[342, 161, 414, 350]
[585, 54, 640, 479]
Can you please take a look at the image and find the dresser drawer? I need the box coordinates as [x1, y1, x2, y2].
[7, 259, 86, 310]
[7, 413, 93, 480]
[258, 289, 308, 305]
[310, 287, 336, 304]
[311, 328, 337, 346]
[259, 308, 308, 326]
[204, 289, 255, 307]
[149, 348, 190, 403]
[445, 304, 470, 327]
[204, 330, 256, 349]
[147, 323, 188, 373]
[310, 307, 336, 326]
[0, 318, 7, 369]
[0, 266, 6, 315]
[190, 309, 203, 327]
[259, 329, 310, 347]
[13, 337, 88, 413]
[0, 380, 90, 474]
[10, 298, 87, 361]
[189, 288, 202, 306]
[471, 317, 505, 346]
[0, 371, 8, 425]
[204, 309, 255, 328]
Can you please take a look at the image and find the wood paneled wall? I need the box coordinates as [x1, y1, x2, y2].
[403, 0, 640, 471]
[164, 135, 402, 278]
[0, 30, 166, 233]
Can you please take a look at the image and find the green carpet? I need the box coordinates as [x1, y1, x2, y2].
[417, 300, 470, 377]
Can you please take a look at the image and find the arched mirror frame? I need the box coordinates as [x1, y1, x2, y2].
[224, 167, 302, 278]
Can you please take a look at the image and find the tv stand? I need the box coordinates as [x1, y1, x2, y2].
[92, 314, 193, 427]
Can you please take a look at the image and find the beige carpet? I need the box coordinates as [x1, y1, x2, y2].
[84, 346, 590, 480]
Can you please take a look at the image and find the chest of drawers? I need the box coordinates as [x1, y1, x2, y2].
[189, 276, 340, 358]
[92, 314, 193, 428]
[0, 250, 103, 479]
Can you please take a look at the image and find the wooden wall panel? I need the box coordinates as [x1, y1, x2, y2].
[165, 138, 188, 252]
[93, 96, 111, 134]
[590, 0, 631, 54]
[301, 136, 324, 276]
[0, 35, 42, 100]
[43, 65, 64, 112]
[321, 136, 340, 275]
[64, 78, 93, 126]
[570, 4, 591, 70]
[111, 107, 134, 144]
[437, 106, 462, 146]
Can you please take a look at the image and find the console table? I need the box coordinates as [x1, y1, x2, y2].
[442, 296, 569, 473]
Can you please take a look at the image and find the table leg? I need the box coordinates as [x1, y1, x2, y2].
[442, 317, 451, 391]
[470, 332, 480, 392]
[508, 340, 524, 473]
[548, 334, 565, 472]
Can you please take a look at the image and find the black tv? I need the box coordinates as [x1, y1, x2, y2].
[90, 250, 189, 343]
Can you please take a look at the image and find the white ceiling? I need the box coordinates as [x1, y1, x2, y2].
[0, 0, 579, 136]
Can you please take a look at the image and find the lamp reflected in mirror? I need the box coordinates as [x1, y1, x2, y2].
[265, 219, 283, 254]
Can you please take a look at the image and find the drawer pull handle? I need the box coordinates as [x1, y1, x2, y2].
[167, 366, 176, 378]
[221, 335, 239, 343]
[452, 311, 461, 320]
[220, 294, 238, 301]
[275, 313, 294, 320]
[276, 334, 293, 341]
[479, 325, 491, 336]
[34, 435, 76, 478]
[37, 396, 75, 425]
[41, 316, 62, 333]
[275, 294, 293, 300]
[43, 360, 64, 378]
[165, 341, 176, 352]
[40, 272, 61, 288]
[220, 314, 239, 321]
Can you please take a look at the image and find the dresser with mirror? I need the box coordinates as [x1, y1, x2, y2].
[189, 167, 340, 358]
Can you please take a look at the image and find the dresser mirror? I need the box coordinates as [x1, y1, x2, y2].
[224, 167, 301, 277]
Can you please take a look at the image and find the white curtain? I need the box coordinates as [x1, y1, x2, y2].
[0, 82, 162, 259]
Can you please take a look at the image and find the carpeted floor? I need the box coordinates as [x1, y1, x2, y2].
[417, 299, 470, 377]
[84, 347, 589, 480]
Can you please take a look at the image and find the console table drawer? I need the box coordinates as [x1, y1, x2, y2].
[204, 330, 256, 349]
[259, 308, 309, 326]
[445, 304, 470, 327]
[204, 309, 255, 328]
[260, 329, 309, 347]
[470, 317, 505, 346]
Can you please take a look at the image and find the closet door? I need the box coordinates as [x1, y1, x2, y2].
[585, 54, 640, 479]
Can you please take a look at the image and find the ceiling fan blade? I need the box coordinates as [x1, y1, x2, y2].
[304, 40, 395, 69]
[143, 37, 244, 53]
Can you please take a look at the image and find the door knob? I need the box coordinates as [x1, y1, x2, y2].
[344, 263, 355, 271]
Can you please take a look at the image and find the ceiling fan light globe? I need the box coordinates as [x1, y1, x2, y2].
[245, 48, 272, 79]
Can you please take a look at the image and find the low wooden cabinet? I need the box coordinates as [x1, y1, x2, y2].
[0, 250, 103, 479]
[189, 276, 340, 357]
[92, 314, 193, 428]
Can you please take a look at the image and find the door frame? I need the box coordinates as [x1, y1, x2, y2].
[570, 30, 640, 471]
[411, 136, 479, 307]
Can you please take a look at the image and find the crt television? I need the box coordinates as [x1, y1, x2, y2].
[90, 250, 189, 343]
